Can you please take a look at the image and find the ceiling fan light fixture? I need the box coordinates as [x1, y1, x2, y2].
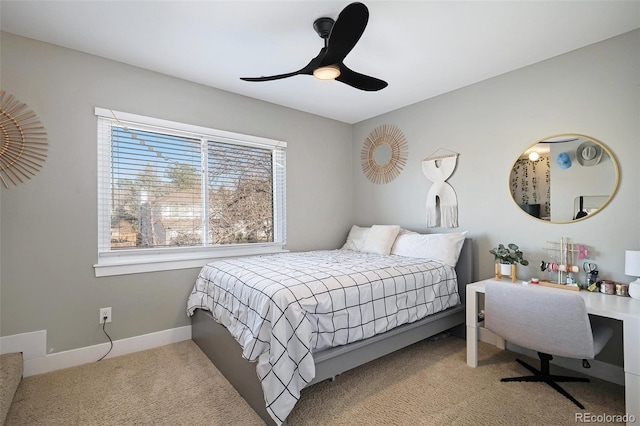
[313, 65, 341, 80]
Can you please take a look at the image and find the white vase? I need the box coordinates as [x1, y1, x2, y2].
[629, 279, 640, 300]
[500, 264, 513, 276]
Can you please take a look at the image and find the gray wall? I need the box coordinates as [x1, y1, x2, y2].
[0, 33, 354, 353]
[351, 30, 639, 366]
[353, 29, 640, 285]
[1, 29, 639, 360]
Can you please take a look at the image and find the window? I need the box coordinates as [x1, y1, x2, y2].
[95, 108, 286, 277]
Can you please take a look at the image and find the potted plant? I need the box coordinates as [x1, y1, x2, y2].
[490, 243, 529, 280]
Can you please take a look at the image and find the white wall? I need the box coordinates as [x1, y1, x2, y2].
[0, 33, 354, 353]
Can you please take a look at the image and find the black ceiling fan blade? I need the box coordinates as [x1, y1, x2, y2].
[240, 49, 325, 82]
[320, 2, 369, 67]
[240, 2, 386, 92]
[336, 64, 387, 91]
[240, 71, 303, 82]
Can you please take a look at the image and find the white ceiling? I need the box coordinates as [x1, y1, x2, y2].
[1, 1, 639, 124]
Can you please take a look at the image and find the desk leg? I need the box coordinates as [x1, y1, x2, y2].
[466, 325, 478, 367]
[466, 286, 479, 367]
[624, 317, 640, 425]
[625, 373, 639, 425]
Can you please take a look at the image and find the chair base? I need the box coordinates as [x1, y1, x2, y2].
[502, 353, 589, 409]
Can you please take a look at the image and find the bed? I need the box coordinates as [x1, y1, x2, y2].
[188, 227, 473, 425]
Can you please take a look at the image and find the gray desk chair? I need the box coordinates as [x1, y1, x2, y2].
[484, 281, 612, 409]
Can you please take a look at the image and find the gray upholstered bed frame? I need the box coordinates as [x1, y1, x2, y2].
[191, 239, 474, 425]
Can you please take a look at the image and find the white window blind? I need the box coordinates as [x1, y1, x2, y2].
[110, 126, 202, 249]
[95, 108, 286, 276]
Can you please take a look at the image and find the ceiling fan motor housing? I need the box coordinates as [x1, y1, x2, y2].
[313, 17, 335, 39]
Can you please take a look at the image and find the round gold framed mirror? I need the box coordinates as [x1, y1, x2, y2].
[361, 124, 408, 184]
[509, 134, 619, 223]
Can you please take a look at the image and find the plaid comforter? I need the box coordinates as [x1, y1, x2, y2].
[187, 249, 459, 424]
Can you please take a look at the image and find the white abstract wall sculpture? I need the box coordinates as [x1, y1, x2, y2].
[422, 151, 459, 228]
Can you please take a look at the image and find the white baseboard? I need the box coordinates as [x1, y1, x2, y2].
[478, 326, 624, 386]
[0, 330, 46, 360]
[21, 326, 191, 377]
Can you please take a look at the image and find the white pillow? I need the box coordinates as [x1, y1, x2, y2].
[342, 225, 370, 251]
[391, 231, 468, 267]
[361, 225, 401, 255]
[390, 228, 418, 252]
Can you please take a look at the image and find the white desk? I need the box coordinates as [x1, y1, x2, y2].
[466, 279, 640, 423]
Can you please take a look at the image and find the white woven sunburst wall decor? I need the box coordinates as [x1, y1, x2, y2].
[361, 124, 408, 184]
[0, 91, 48, 188]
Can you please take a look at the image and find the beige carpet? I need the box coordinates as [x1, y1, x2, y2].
[6, 341, 262, 426]
[6, 337, 624, 425]
[1, 352, 23, 425]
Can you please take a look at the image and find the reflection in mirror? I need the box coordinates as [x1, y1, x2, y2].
[574, 195, 607, 218]
[510, 134, 619, 223]
[374, 143, 392, 166]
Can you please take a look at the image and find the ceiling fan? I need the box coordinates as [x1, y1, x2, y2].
[240, 2, 387, 91]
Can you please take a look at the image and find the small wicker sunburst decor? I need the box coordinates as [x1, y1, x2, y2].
[0, 91, 48, 188]
[361, 124, 408, 184]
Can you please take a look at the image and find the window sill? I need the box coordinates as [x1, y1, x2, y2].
[94, 244, 287, 277]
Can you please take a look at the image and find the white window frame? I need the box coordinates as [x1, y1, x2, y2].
[94, 107, 287, 277]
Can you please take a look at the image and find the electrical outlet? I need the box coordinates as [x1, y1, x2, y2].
[99, 307, 112, 324]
